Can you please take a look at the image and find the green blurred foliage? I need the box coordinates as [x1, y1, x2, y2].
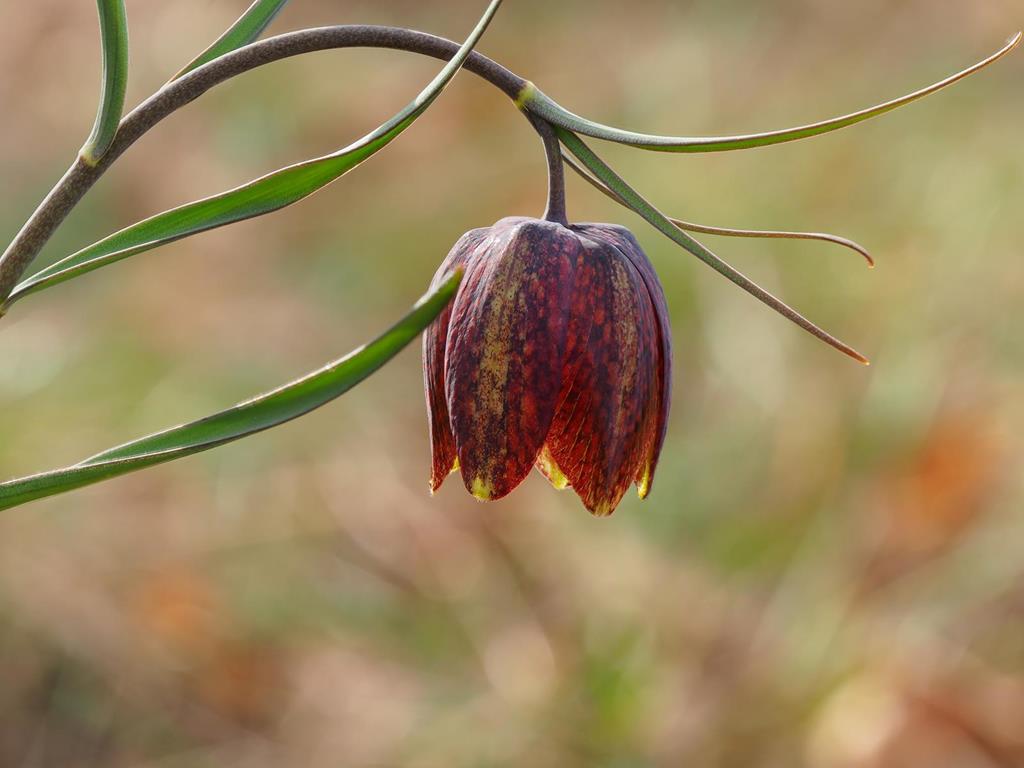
[1, 1, 1023, 766]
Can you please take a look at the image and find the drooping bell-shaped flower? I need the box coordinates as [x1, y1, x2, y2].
[423, 216, 671, 516]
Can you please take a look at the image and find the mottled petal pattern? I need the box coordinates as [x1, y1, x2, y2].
[578, 224, 673, 498]
[423, 227, 488, 492]
[424, 216, 673, 515]
[543, 229, 659, 515]
[445, 218, 582, 500]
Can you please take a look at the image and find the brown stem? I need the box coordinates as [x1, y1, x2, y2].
[528, 114, 568, 225]
[0, 25, 530, 303]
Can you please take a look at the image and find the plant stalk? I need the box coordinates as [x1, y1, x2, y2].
[0, 25, 530, 304]
[528, 115, 568, 225]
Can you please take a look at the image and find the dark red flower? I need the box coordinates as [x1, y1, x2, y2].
[423, 216, 671, 515]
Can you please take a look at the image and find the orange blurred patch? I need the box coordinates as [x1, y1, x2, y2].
[810, 669, 1024, 767]
[130, 565, 222, 659]
[128, 565, 286, 726]
[194, 641, 287, 727]
[863, 406, 1006, 589]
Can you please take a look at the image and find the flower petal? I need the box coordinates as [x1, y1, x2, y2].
[536, 444, 571, 490]
[582, 224, 673, 498]
[544, 229, 660, 515]
[423, 227, 489, 492]
[445, 218, 582, 500]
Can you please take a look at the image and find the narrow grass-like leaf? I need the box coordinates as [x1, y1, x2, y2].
[81, 0, 129, 164]
[5, 0, 502, 309]
[558, 128, 868, 364]
[0, 270, 461, 513]
[561, 151, 874, 266]
[172, 0, 291, 81]
[527, 33, 1020, 153]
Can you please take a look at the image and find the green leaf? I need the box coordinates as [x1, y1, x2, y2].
[527, 33, 1020, 153]
[5, 0, 502, 309]
[557, 128, 868, 364]
[81, 0, 130, 164]
[0, 269, 462, 513]
[173, 0, 291, 81]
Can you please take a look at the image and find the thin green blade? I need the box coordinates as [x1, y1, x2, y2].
[561, 150, 874, 266]
[173, 0, 292, 81]
[81, 0, 130, 164]
[527, 33, 1020, 153]
[0, 270, 461, 512]
[558, 128, 868, 364]
[6, 0, 502, 309]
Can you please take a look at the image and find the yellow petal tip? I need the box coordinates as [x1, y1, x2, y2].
[471, 476, 493, 501]
[537, 446, 570, 490]
[636, 466, 652, 499]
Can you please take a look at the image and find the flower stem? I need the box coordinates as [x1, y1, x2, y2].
[0, 25, 530, 304]
[529, 115, 568, 225]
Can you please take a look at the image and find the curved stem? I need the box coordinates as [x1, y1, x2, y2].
[0, 25, 529, 303]
[528, 115, 568, 225]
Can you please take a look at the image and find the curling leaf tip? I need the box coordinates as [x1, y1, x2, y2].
[559, 128, 869, 364]
[81, 0, 129, 164]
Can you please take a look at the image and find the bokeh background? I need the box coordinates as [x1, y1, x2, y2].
[2, 1, 1023, 765]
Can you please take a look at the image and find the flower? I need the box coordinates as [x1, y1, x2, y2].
[423, 216, 671, 516]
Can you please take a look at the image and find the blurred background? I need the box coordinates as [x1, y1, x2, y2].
[1, 1, 1023, 765]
